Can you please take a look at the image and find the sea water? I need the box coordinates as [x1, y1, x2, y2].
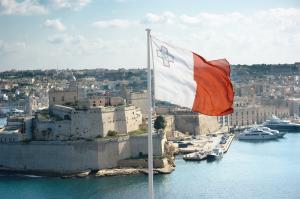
[0, 117, 299, 199]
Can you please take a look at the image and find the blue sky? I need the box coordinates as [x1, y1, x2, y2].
[0, 0, 299, 71]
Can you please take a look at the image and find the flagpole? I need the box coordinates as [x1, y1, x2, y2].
[146, 28, 154, 199]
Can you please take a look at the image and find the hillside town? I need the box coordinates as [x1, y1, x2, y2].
[0, 63, 300, 176]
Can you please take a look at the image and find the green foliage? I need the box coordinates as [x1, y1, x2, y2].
[129, 129, 145, 135]
[154, 115, 166, 131]
[107, 130, 118, 137]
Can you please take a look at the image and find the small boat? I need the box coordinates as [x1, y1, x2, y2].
[183, 151, 207, 161]
[238, 127, 278, 140]
[263, 115, 300, 132]
[207, 148, 223, 161]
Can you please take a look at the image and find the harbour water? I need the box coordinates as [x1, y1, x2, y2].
[0, 116, 300, 199]
[0, 118, 6, 128]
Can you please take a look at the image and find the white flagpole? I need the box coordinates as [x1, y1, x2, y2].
[146, 28, 154, 199]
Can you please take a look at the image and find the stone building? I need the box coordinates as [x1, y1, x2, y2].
[49, 87, 79, 107]
[125, 91, 148, 117]
[287, 98, 300, 116]
[219, 105, 289, 127]
[48, 76, 85, 107]
[33, 104, 142, 141]
[174, 111, 220, 136]
[162, 115, 175, 139]
[0, 116, 32, 143]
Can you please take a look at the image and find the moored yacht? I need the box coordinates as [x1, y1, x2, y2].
[207, 148, 223, 161]
[238, 127, 278, 140]
[183, 151, 207, 161]
[263, 115, 300, 132]
[260, 126, 286, 138]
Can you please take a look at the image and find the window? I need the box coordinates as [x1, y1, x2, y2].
[53, 97, 55, 102]
[62, 96, 64, 101]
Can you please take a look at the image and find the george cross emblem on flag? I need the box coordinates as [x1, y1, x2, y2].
[157, 45, 174, 67]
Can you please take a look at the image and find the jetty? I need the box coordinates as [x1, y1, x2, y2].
[172, 131, 235, 161]
[220, 134, 235, 153]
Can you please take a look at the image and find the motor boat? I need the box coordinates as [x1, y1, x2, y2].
[183, 151, 207, 161]
[263, 115, 300, 132]
[260, 126, 286, 138]
[238, 127, 278, 140]
[207, 148, 223, 161]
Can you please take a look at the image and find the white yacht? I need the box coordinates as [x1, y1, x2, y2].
[207, 148, 223, 161]
[238, 127, 278, 140]
[183, 151, 207, 161]
[260, 126, 286, 138]
[263, 115, 300, 132]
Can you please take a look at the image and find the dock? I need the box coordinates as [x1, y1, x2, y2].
[219, 134, 235, 153]
[171, 132, 235, 161]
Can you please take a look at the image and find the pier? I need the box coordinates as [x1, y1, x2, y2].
[220, 134, 235, 153]
[171, 130, 235, 161]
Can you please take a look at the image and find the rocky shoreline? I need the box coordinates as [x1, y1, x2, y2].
[0, 163, 175, 178]
[96, 165, 175, 177]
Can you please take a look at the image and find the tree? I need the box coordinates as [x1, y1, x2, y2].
[154, 115, 166, 131]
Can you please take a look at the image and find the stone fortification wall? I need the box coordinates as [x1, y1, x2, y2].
[70, 108, 102, 138]
[174, 112, 201, 135]
[34, 105, 142, 140]
[127, 91, 148, 116]
[129, 133, 165, 158]
[0, 134, 164, 174]
[174, 111, 219, 135]
[34, 120, 71, 140]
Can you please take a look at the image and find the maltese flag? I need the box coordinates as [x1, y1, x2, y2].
[151, 36, 234, 116]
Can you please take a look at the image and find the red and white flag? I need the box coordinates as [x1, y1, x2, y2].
[151, 36, 234, 116]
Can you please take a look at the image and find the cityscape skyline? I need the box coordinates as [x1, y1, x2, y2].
[0, 0, 300, 71]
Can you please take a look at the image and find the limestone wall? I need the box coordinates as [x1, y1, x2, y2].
[128, 92, 148, 116]
[199, 115, 220, 134]
[123, 106, 142, 133]
[34, 120, 71, 140]
[0, 134, 164, 174]
[71, 109, 102, 138]
[49, 89, 78, 107]
[174, 111, 220, 135]
[174, 112, 201, 135]
[129, 133, 166, 158]
[34, 105, 142, 140]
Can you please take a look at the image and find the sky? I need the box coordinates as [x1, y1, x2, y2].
[0, 0, 299, 71]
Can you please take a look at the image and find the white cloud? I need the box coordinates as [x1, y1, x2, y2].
[47, 34, 85, 45]
[179, 12, 249, 27]
[142, 11, 176, 24]
[44, 19, 66, 31]
[176, 8, 300, 64]
[92, 11, 176, 29]
[49, 0, 91, 11]
[0, 0, 91, 15]
[47, 33, 115, 57]
[92, 19, 136, 28]
[0, 0, 47, 15]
